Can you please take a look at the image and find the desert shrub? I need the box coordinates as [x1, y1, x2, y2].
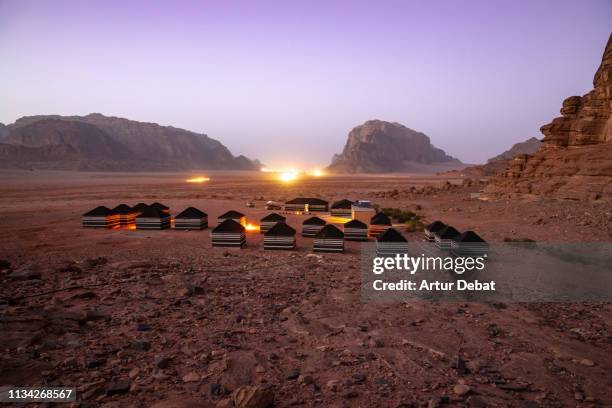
[382, 207, 420, 223]
[405, 219, 424, 233]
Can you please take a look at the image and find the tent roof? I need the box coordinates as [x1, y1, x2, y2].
[426, 220, 446, 232]
[371, 212, 392, 225]
[265, 222, 296, 236]
[133, 203, 149, 211]
[438, 226, 460, 239]
[454, 230, 485, 243]
[303, 216, 326, 226]
[261, 213, 286, 222]
[150, 202, 169, 211]
[219, 210, 245, 219]
[286, 197, 329, 205]
[83, 206, 113, 217]
[331, 199, 353, 209]
[175, 206, 207, 219]
[315, 224, 344, 239]
[377, 228, 407, 243]
[112, 204, 134, 214]
[137, 206, 168, 218]
[344, 219, 367, 228]
[213, 219, 245, 233]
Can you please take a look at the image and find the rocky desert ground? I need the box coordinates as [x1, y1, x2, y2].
[0, 170, 611, 408]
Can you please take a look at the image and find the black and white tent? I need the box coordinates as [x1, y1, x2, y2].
[150, 202, 170, 214]
[451, 231, 488, 256]
[112, 204, 137, 226]
[133, 203, 149, 214]
[376, 228, 409, 256]
[211, 219, 246, 248]
[264, 222, 296, 250]
[285, 197, 329, 212]
[136, 206, 171, 230]
[313, 224, 344, 253]
[82, 206, 120, 229]
[343, 219, 369, 241]
[424, 221, 447, 242]
[330, 199, 353, 217]
[260, 213, 286, 233]
[434, 226, 461, 250]
[174, 207, 208, 230]
[218, 210, 246, 226]
[369, 212, 392, 237]
[302, 216, 327, 237]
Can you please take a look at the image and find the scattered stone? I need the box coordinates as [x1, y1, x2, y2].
[182, 372, 200, 383]
[286, 368, 300, 380]
[255, 364, 266, 374]
[579, 358, 595, 367]
[342, 390, 358, 399]
[232, 386, 274, 408]
[128, 367, 140, 379]
[154, 355, 171, 369]
[106, 379, 130, 396]
[86, 358, 106, 369]
[453, 383, 471, 396]
[325, 380, 340, 392]
[352, 373, 366, 384]
[8, 268, 41, 280]
[131, 340, 151, 351]
[150, 396, 213, 408]
[210, 383, 228, 396]
[136, 323, 152, 331]
[297, 374, 313, 385]
[0, 259, 11, 271]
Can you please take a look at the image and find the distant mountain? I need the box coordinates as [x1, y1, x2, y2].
[326, 120, 462, 173]
[0, 113, 260, 171]
[450, 137, 542, 177]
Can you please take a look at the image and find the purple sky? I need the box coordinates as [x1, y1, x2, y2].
[1, 0, 610, 167]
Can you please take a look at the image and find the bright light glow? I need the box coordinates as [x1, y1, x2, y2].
[186, 177, 210, 183]
[279, 171, 298, 182]
[245, 223, 260, 232]
[309, 169, 324, 177]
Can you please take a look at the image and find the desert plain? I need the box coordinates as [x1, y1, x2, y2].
[0, 170, 611, 407]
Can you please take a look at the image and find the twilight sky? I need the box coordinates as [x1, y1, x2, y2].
[1, 0, 610, 167]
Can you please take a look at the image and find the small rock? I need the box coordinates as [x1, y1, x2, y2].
[232, 386, 274, 408]
[136, 323, 152, 331]
[8, 269, 41, 280]
[325, 380, 340, 392]
[286, 368, 300, 380]
[128, 367, 140, 379]
[182, 372, 200, 383]
[255, 364, 266, 374]
[297, 374, 313, 385]
[106, 379, 130, 396]
[0, 259, 11, 271]
[131, 341, 151, 351]
[154, 355, 171, 369]
[352, 373, 366, 384]
[579, 358, 595, 367]
[342, 390, 358, 399]
[453, 383, 471, 396]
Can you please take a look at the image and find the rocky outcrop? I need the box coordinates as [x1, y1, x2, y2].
[1, 113, 261, 171]
[327, 120, 462, 173]
[449, 137, 541, 178]
[485, 34, 612, 200]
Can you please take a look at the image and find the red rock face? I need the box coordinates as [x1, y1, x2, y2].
[485, 34, 612, 201]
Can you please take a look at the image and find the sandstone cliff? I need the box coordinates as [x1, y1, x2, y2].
[327, 120, 462, 173]
[485, 34, 612, 200]
[0, 114, 260, 171]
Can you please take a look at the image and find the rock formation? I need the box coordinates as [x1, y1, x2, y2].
[327, 120, 462, 173]
[450, 137, 541, 178]
[485, 34, 612, 200]
[0, 113, 260, 171]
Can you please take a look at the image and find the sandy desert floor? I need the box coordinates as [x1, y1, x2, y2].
[0, 170, 611, 407]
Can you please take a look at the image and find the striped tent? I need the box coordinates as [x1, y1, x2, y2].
[136, 206, 171, 230]
[82, 206, 120, 229]
[330, 199, 353, 217]
[376, 228, 409, 257]
[343, 219, 368, 241]
[302, 216, 326, 237]
[434, 226, 461, 250]
[285, 197, 329, 213]
[112, 204, 138, 226]
[211, 219, 246, 248]
[174, 207, 208, 230]
[369, 212, 392, 237]
[150, 202, 170, 214]
[264, 222, 296, 250]
[451, 231, 488, 257]
[260, 213, 286, 233]
[218, 210, 246, 226]
[424, 221, 447, 242]
[313, 224, 344, 253]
